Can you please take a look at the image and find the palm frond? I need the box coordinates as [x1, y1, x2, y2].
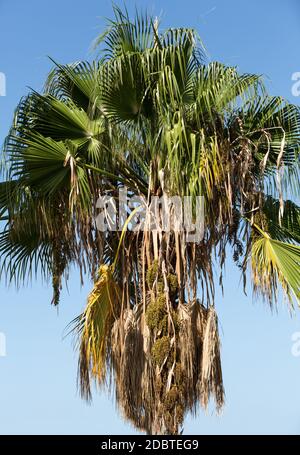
[251, 227, 300, 307]
[45, 60, 101, 111]
[72, 264, 121, 400]
[261, 196, 300, 244]
[94, 5, 155, 58]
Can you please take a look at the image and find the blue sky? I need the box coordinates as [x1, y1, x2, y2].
[1, 0, 300, 435]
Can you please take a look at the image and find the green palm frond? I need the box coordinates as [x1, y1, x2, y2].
[94, 5, 155, 58]
[100, 53, 150, 123]
[45, 60, 101, 111]
[30, 94, 105, 141]
[8, 133, 92, 210]
[0, 224, 52, 285]
[9, 133, 72, 193]
[0, 181, 18, 219]
[251, 226, 300, 307]
[240, 96, 300, 168]
[261, 196, 300, 244]
[195, 62, 262, 116]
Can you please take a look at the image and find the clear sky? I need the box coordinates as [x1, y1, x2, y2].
[1, 0, 300, 435]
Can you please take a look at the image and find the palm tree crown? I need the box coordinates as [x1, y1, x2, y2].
[1, 6, 300, 434]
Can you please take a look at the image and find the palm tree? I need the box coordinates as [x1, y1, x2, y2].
[1, 6, 300, 435]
